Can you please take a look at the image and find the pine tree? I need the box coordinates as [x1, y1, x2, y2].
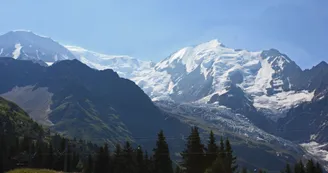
[32, 141, 44, 168]
[144, 151, 153, 173]
[94, 144, 112, 173]
[66, 144, 72, 172]
[71, 151, 80, 172]
[94, 144, 111, 173]
[103, 143, 111, 173]
[83, 154, 93, 173]
[181, 126, 205, 173]
[0, 134, 5, 173]
[225, 138, 238, 173]
[205, 131, 218, 168]
[219, 137, 225, 160]
[315, 162, 323, 173]
[30, 142, 36, 167]
[113, 144, 124, 173]
[299, 161, 305, 173]
[136, 146, 145, 173]
[45, 143, 54, 169]
[94, 146, 105, 173]
[153, 130, 173, 173]
[306, 159, 315, 173]
[294, 160, 305, 173]
[205, 157, 222, 173]
[175, 165, 182, 173]
[258, 169, 265, 173]
[284, 163, 292, 173]
[54, 137, 66, 171]
[210, 137, 226, 173]
[122, 141, 136, 173]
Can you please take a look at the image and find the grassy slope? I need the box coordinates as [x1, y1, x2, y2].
[0, 97, 44, 137]
[49, 98, 132, 145]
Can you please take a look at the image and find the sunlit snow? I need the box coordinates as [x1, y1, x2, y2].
[253, 90, 315, 111]
[244, 58, 274, 95]
[301, 142, 328, 170]
[66, 40, 315, 117]
[45, 62, 54, 66]
[12, 43, 22, 59]
[66, 45, 154, 79]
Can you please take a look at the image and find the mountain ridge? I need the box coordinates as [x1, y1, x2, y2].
[0, 30, 326, 120]
[0, 57, 189, 147]
[1, 30, 328, 168]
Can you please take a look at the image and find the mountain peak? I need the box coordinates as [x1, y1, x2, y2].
[5, 30, 50, 39]
[207, 39, 221, 46]
[316, 61, 328, 68]
[0, 30, 76, 62]
[197, 39, 225, 49]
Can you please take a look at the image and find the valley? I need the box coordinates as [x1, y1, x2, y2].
[1, 30, 328, 171]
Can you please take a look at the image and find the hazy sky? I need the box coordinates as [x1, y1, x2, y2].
[1, 0, 327, 69]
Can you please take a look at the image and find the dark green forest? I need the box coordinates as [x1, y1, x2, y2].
[0, 97, 324, 173]
[0, 127, 324, 173]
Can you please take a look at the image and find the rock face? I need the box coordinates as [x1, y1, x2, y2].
[277, 62, 328, 143]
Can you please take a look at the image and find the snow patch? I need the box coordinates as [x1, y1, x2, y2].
[45, 62, 54, 66]
[168, 81, 175, 94]
[12, 43, 22, 59]
[253, 90, 315, 111]
[36, 50, 40, 59]
[276, 56, 287, 69]
[247, 58, 274, 95]
[310, 134, 318, 141]
[287, 77, 292, 89]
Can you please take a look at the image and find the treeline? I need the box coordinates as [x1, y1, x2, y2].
[0, 131, 98, 173]
[82, 127, 238, 173]
[281, 160, 323, 173]
[0, 127, 324, 173]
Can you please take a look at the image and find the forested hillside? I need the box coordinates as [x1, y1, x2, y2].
[0, 97, 323, 173]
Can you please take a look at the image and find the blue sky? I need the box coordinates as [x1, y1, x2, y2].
[1, 0, 327, 69]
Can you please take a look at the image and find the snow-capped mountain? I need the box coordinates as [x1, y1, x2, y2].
[132, 39, 314, 119]
[0, 30, 319, 119]
[0, 30, 75, 64]
[0, 30, 317, 119]
[2, 30, 328, 168]
[0, 30, 154, 78]
[66, 45, 155, 79]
